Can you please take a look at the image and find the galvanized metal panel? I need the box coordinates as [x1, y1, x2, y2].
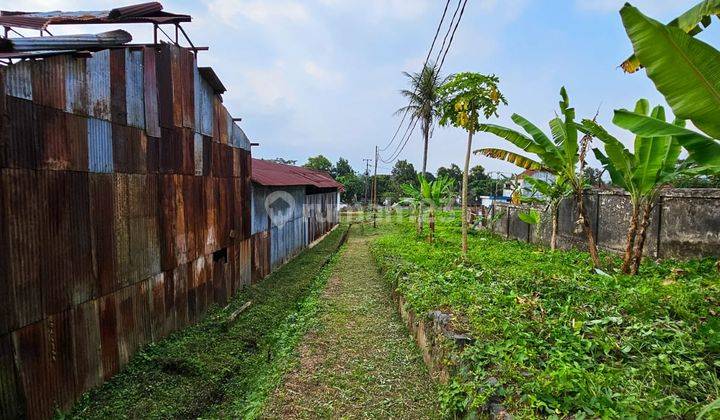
[3, 60, 32, 100]
[110, 49, 127, 125]
[251, 184, 269, 235]
[143, 46, 161, 138]
[125, 49, 146, 129]
[193, 132, 203, 176]
[230, 122, 250, 151]
[5, 97, 39, 169]
[88, 117, 113, 173]
[86, 49, 111, 120]
[31, 55, 66, 110]
[65, 56, 88, 115]
[213, 97, 228, 144]
[194, 65, 213, 136]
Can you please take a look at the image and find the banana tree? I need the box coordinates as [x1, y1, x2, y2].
[399, 182, 423, 235]
[400, 175, 456, 242]
[476, 88, 602, 267]
[419, 175, 456, 242]
[522, 176, 573, 251]
[437, 72, 507, 258]
[583, 99, 684, 274]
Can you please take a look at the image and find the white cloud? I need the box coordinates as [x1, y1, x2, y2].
[203, 0, 309, 26]
[303, 61, 344, 86]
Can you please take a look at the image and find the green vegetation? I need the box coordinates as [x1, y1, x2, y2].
[264, 225, 438, 418]
[371, 214, 720, 418]
[68, 226, 348, 419]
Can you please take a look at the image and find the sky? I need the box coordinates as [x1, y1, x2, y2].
[8, 0, 719, 176]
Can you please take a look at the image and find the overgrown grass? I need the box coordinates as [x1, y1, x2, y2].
[371, 214, 720, 418]
[67, 225, 347, 419]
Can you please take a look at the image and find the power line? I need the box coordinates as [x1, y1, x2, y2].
[378, 0, 452, 153]
[379, 0, 470, 166]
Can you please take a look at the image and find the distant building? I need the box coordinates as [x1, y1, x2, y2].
[503, 169, 555, 198]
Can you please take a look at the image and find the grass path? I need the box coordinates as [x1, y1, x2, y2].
[263, 225, 439, 419]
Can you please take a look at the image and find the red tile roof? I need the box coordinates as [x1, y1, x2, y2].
[251, 158, 344, 191]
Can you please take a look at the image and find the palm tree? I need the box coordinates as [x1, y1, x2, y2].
[396, 63, 449, 233]
[475, 88, 602, 267]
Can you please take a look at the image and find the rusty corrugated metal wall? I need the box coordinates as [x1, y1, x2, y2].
[0, 43, 253, 419]
[250, 185, 339, 278]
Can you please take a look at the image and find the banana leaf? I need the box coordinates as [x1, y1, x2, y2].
[474, 148, 545, 171]
[620, 4, 720, 139]
[621, 0, 720, 72]
[614, 109, 720, 168]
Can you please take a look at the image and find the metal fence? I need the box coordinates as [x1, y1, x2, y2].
[0, 44, 252, 419]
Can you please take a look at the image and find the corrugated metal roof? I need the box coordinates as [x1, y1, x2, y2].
[0, 3, 189, 30]
[251, 158, 344, 191]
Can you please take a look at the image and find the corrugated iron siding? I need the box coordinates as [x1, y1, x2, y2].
[0, 44, 254, 419]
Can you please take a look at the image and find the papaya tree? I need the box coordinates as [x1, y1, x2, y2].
[437, 72, 507, 257]
[476, 88, 602, 267]
[583, 99, 685, 274]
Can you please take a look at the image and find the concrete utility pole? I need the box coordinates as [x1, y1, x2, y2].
[372, 146, 378, 228]
[362, 158, 372, 206]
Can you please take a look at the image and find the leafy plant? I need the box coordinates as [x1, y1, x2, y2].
[522, 176, 573, 250]
[437, 72, 507, 258]
[401, 175, 456, 242]
[475, 88, 602, 267]
[583, 100, 685, 274]
[518, 209, 540, 225]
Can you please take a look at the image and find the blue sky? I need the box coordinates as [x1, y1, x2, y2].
[15, 0, 719, 175]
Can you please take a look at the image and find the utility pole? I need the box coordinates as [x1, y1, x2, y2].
[372, 146, 378, 228]
[362, 158, 372, 206]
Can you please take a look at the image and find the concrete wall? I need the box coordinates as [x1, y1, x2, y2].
[490, 189, 720, 260]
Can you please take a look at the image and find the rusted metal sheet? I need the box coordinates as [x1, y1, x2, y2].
[116, 285, 136, 368]
[89, 173, 119, 296]
[125, 48, 145, 130]
[213, 97, 228, 144]
[193, 132, 203, 176]
[243, 150, 252, 240]
[99, 293, 120, 380]
[113, 174, 133, 288]
[112, 123, 130, 173]
[110, 49, 127, 125]
[251, 184, 270, 235]
[203, 176, 218, 255]
[65, 112, 89, 171]
[130, 127, 148, 174]
[194, 65, 213, 136]
[88, 117, 113, 173]
[170, 46, 183, 128]
[173, 175, 189, 265]
[143, 46, 160, 138]
[5, 97, 39, 169]
[146, 135, 159, 173]
[65, 56, 87, 115]
[3, 60, 32, 100]
[158, 174, 178, 271]
[183, 176, 198, 262]
[181, 128, 194, 175]
[173, 263, 189, 330]
[0, 333, 21, 419]
[159, 127, 181, 174]
[156, 43, 173, 129]
[212, 255, 229, 307]
[180, 48, 194, 129]
[36, 104, 69, 170]
[251, 231, 271, 283]
[31, 55, 66, 110]
[42, 170, 95, 315]
[86, 49, 111, 120]
[73, 299, 103, 392]
[2, 169, 45, 330]
[127, 174, 159, 282]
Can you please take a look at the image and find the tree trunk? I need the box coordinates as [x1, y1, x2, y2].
[429, 209, 435, 242]
[461, 129, 473, 258]
[621, 204, 639, 274]
[550, 205, 558, 251]
[631, 201, 653, 275]
[576, 190, 601, 267]
[418, 122, 430, 235]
